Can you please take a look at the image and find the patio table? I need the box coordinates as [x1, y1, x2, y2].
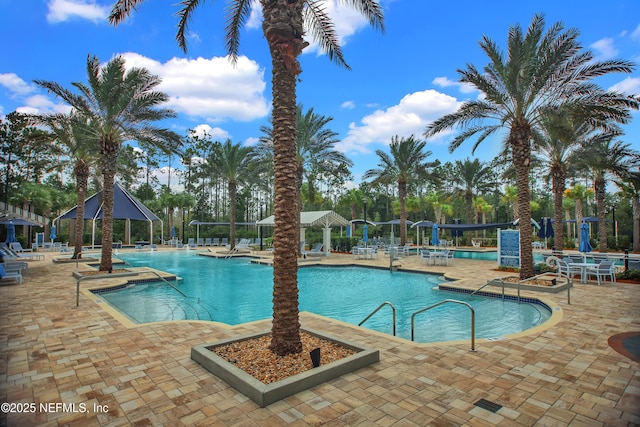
[569, 262, 592, 284]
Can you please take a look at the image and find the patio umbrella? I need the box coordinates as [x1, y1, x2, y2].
[50, 225, 57, 242]
[546, 217, 554, 238]
[579, 222, 592, 259]
[5, 221, 16, 243]
[431, 223, 440, 246]
[537, 218, 547, 239]
[171, 226, 177, 239]
[362, 223, 368, 246]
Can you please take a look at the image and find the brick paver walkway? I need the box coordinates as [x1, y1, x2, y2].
[1, 248, 638, 426]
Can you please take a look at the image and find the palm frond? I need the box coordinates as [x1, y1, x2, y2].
[225, 0, 253, 64]
[109, 0, 146, 25]
[176, 0, 207, 53]
[304, 1, 349, 69]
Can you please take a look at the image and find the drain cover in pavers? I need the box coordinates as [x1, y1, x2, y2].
[474, 398, 502, 413]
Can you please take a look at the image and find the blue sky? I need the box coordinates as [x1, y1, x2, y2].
[1, 0, 639, 191]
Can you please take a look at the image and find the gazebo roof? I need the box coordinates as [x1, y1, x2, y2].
[256, 210, 349, 228]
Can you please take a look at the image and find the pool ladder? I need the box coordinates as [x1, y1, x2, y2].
[359, 300, 476, 351]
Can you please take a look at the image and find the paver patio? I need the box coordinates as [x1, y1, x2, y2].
[1, 248, 638, 426]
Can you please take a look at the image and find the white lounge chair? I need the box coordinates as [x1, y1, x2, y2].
[471, 240, 481, 248]
[303, 243, 324, 258]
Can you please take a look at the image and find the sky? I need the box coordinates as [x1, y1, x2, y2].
[1, 0, 639, 192]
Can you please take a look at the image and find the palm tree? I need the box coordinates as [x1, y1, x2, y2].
[363, 135, 437, 246]
[564, 184, 593, 248]
[208, 139, 257, 249]
[448, 158, 495, 244]
[35, 112, 98, 259]
[425, 14, 637, 279]
[110, 0, 384, 355]
[614, 173, 640, 252]
[577, 138, 640, 252]
[35, 55, 181, 272]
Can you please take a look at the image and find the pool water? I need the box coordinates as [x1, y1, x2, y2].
[453, 250, 545, 263]
[97, 252, 551, 343]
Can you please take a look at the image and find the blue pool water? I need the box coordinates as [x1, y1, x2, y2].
[96, 252, 552, 343]
[453, 250, 545, 263]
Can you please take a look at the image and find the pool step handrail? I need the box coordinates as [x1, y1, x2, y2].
[358, 302, 396, 336]
[471, 278, 505, 299]
[141, 268, 189, 298]
[411, 299, 476, 351]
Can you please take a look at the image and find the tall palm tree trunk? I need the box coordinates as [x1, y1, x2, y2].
[264, 0, 306, 356]
[229, 182, 237, 250]
[72, 160, 89, 259]
[99, 139, 118, 272]
[595, 177, 607, 252]
[510, 122, 534, 279]
[399, 180, 407, 245]
[633, 196, 640, 252]
[551, 167, 565, 251]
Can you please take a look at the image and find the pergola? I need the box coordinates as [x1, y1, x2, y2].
[256, 210, 349, 256]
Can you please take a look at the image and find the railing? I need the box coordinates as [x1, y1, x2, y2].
[471, 278, 505, 299]
[411, 299, 476, 351]
[359, 302, 396, 336]
[0, 201, 47, 225]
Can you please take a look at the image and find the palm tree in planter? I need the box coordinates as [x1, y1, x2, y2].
[35, 55, 182, 272]
[110, 0, 383, 356]
[425, 14, 637, 279]
[363, 135, 438, 246]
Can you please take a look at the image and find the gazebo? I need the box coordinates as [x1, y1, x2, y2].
[55, 182, 162, 248]
[256, 210, 349, 256]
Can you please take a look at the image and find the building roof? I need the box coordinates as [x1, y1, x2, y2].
[256, 210, 349, 228]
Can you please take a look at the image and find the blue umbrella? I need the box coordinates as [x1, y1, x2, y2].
[579, 222, 592, 256]
[5, 221, 16, 243]
[431, 223, 440, 246]
[537, 218, 546, 239]
[546, 217, 554, 238]
[171, 226, 177, 239]
[346, 224, 351, 237]
[363, 224, 368, 245]
[50, 225, 57, 242]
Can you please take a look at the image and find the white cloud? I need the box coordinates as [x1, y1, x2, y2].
[46, 0, 109, 24]
[590, 38, 619, 59]
[0, 73, 36, 95]
[609, 77, 640, 95]
[630, 24, 640, 41]
[432, 76, 477, 94]
[341, 100, 355, 109]
[336, 89, 461, 154]
[191, 124, 230, 140]
[244, 136, 260, 146]
[119, 52, 269, 122]
[15, 94, 71, 115]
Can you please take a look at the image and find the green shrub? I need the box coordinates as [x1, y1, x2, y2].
[617, 269, 640, 282]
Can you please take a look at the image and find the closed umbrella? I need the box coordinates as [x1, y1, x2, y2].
[579, 222, 592, 260]
[5, 221, 16, 243]
[50, 225, 57, 242]
[171, 226, 177, 239]
[546, 218, 554, 238]
[431, 223, 440, 246]
[537, 218, 546, 239]
[363, 223, 368, 246]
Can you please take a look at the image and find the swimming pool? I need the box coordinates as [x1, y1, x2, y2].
[453, 249, 545, 263]
[95, 252, 552, 343]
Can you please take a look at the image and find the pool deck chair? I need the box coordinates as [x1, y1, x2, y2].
[587, 260, 616, 286]
[225, 239, 251, 258]
[205, 238, 212, 246]
[0, 264, 22, 285]
[197, 237, 204, 246]
[212, 238, 219, 246]
[10, 242, 33, 253]
[302, 243, 324, 258]
[471, 240, 481, 248]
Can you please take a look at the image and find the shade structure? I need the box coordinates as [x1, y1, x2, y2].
[431, 223, 440, 246]
[257, 210, 349, 256]
[0, 218, 41, 226]
[56, 182, 162, 247]
[49, 225, 57, 241]
[4, 221, 16, 243]
[579, 222, 593, 254]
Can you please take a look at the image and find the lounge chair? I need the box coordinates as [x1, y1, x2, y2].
[0, 264, 22, 285]
[205, 238, 212, 246]
[197, 237, 204, 246]
[587, 260, 616, 286]
[221, 238, 228, 247]
[1, 244, 44, 261]
[213, 238, 219, 246]
[471, 240, 481, 248]
[225, 239, 251, 258]
[187, 238, 196, 249]
[302, 243, 324, 258]
[9, 242, 33, 253]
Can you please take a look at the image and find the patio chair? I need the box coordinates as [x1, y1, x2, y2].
[197, 237, 204, 246]
[187, 238, 196, 249]
[471, 240, 481, 248]
[221, 238, 228, 247]
[558, 260, 580, 281]
[586, 260, 616, 286]
[212, 237, 220, 246]
[444, 249, 455, 266]
[420, 249, 435, 265]
[205, 238, 212, 246]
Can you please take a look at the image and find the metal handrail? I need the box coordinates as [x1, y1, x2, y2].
[411, 299, 476, 351]
[358, 302, 396, 336]
[471, 278, 505, 299]
[140, 268, 188, 297]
